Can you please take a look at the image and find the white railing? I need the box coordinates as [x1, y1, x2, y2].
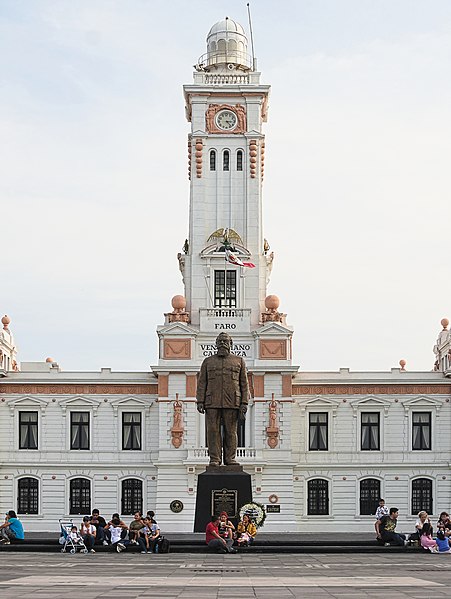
[205, 74, 250, 85]
[188, 447, 257, 461]
[203, 308, 249, 318]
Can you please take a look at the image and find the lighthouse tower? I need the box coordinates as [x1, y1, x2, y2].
[152, 18, 297, 531]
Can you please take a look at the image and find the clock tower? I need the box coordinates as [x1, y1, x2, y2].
[156, 17, 295, 372]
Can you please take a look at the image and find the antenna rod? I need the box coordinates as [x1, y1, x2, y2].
[247, 3, 257, 70]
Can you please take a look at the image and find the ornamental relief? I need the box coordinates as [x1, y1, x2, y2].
[0, 384, 157, 395]
[292, 384, 451, 396]
[205, 104, 246, 134]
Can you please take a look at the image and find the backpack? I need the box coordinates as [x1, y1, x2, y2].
[157, 536, 170, 553]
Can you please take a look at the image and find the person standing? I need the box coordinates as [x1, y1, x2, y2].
[196, 333, 249, 466]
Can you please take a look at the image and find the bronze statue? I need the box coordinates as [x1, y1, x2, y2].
[196, 333, 249, 466]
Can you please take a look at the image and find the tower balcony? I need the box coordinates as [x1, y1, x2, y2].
[199, 308, 251, 333]
[187, 447, 260, 463]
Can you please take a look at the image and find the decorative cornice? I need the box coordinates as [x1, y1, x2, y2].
[292, 384, 451, 396]
[0, 384, 157, 395]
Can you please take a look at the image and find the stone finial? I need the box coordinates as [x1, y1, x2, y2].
[441, 318, 449, 330]
[399, 359, 406, 371]
[266, 393, 279, 449]
[166, 295, 190, 323]
[170, 394, 184, 448]
[261, 295, 283, 323]
[1, 315, 11, 330]
[46, 357, 54, 363]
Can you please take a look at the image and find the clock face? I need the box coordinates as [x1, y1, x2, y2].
[215, 109, 237, 131]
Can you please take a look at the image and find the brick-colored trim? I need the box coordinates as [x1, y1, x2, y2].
[158, 375, 169, 398]
[0, 384, 155, 395]
[292, 384, 451, 395]
[282, 374, 292, 398]
[186, 375, 197, 398]
[253, 375, 264, 398]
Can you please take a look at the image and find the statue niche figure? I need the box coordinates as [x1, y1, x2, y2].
[196, 332, 249, 466]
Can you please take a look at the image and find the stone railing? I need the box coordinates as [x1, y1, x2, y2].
[187, 447, 258, 461]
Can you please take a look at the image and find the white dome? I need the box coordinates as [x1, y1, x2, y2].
[207, 18, 246, 37]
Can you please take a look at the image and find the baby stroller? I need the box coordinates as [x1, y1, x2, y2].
[59, 519, 88, 554]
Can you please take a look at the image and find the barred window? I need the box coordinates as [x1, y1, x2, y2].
[361, 413, 380, 450]
[307, 479, 329, 515]
[236, 150, 243, 171]
[121, 479, 143, 515]
[71, 412, 90, 450]
[17, 478, 39, 515]
[69, 478, 91, 515]
[214, 270, 237, 308]
[122, 413, 142, 450]
[359, 478, 380, 515]
[309, 413, 328, 450]
[412, 412, 431, 450]
[210, 150, 216, 171]
[19, 411, 38, 450]
[412, 478, 433, 515]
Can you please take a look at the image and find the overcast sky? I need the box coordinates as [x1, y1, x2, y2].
[1, 0, 450, 373]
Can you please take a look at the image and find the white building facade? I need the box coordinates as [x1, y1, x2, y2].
[1, 19, 450, 533]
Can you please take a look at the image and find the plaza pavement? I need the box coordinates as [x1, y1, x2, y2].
[0, 551, 451, 599]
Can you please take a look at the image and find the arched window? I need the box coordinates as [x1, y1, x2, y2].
[307, 479, 329, 515]
[210, 150, 216, 171]
[236, 150, 243, 171]
[223, 150, 230, 171]
[121, 479, 143, 515]
[17, 477, 39, 514]
[359, 479, 380, 515]
[69, 478, 91, 515]
[412, 478, 433, 515]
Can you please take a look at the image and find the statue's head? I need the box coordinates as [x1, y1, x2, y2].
[215, 332, 232, 357]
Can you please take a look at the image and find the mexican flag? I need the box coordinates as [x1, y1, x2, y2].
[225, 248, 255, 268]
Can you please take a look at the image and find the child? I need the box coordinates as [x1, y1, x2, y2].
[436, 529, 451, 553]
[375, 499, 389, 520]
[70, 526, 82, 544]
[420, 522, 438, 553]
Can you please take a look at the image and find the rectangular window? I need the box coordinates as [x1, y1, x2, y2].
[122, 413, 142, 450]
[70, 412, 90, 450]
[412, 412, 431, 450]
[19, 411, 38, 449]
[214, 270, 237, 308]
[309, 413, 328, 450]
[361, 412, 380, 450]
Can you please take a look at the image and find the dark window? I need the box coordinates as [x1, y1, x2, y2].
[69, 478, 91, 514]
[17, 478, 39, 514]
[359, 479, 380, 515]
[236, 150, 243, 171]
[412, 412, 431, 450]
[122, 413, 142, 450]
[70, 412, 90, 450]
[307, 479, 329, 515]
[121, 479, 143, 515]
[223, 150, 230, 171]
[19, 411, 38, 449]
[309, 413, 328, 450]
[210, 150, 216, 171]
[361, 413, 380, 450]
[237, 418, 245, 447]
[214, 270, 237, 308]
[412, 478, 433, 514]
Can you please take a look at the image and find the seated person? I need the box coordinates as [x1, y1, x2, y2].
[420, 523, 438, 552]
[218, 511, 234, 541]
[105, 518, 130, 553]
[375, 507, 407, 547]
[206, 515, 236, 553]
[104, 513, 128, 544]
[437, 512, 451, 537]
[89, 508, 107, 545]
[129, 511, 145, 544]
[436, 529, 451, 553]
[410, 510, 431, 544]
[236, 513, 257, 546]
[70, 526, 83, 544]
[0, 511, 24, 544]
[138, 516, 160, 553]
[80, 516, 96, 553]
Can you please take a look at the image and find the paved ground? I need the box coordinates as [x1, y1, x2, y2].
[1, 552, 451, 598]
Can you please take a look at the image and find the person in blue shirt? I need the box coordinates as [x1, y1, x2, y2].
[0, 510, 24, 544]
[436, 529, 451, 553]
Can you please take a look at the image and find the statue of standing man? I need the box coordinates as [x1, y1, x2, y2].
[196, 333, 249, 466]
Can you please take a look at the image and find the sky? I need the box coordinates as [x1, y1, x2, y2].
[1, 0, 451, 373]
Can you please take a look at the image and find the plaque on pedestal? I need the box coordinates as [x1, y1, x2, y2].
[193, 465, 252, 532]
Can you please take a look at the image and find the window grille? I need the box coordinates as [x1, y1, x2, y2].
[412, 478, 433, 515]
[210, 150, 216, 171]
[236, 150, 243, 171]
[69, 478, 91, 514]
[121, 479, 143, 515]
[307, 479, 329, 515]
[214, 270, 237, 308]
[17, 478, 39, 514]
[223, 150, 230, 171]
[359, 478, 380, 515]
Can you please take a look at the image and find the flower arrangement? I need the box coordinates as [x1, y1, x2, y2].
[239, 501, 267, 528]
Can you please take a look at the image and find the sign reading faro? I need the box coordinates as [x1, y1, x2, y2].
[200, 343, 252, 357]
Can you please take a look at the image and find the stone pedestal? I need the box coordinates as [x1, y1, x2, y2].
[193, 465, 252, 532]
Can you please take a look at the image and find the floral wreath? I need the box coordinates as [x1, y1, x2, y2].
[239, 501, 267, 528]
